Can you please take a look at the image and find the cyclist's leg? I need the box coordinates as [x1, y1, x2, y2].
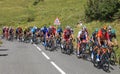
[91, 40, 99, 61]
[77, 42, 80, 56]
[43, 33, 45, 44]
[96, 41, 103, 62]
[6, 32, 9, 40]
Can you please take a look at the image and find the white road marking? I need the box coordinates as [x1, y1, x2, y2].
[34, 44, 49, 59]
[51, 61, 66, 74]
[33, 44, 41, 51]
[37, 46, 41, 51]
[41, 51, 50, 60]
[33, 44, 66, 74]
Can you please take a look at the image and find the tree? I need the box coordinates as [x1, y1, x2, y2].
[85, 0, 119, 21]
[113, 0, 120, 20]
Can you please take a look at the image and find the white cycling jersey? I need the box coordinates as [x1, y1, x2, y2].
[77, 30, 88, 39]
[77, 30, 82, 38]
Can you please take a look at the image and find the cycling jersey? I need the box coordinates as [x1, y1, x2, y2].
[108, 29, 116, 41]
[41, 27, 48, 35]
[78, 30, 87, 41]
[97, 29, 109, 40]
[3, 27, 6, 33]
[63, 29, 71, 41]
[31, 28, 36, 34]
[5, 28, 9, 33]
[51, 27, 56, 36]
[91, 31, 98, 41]
[57, 27, 62, 33]
[46, 28, 53, 37]
[16, 27, 22, 34]
[9, 28, 14, 34]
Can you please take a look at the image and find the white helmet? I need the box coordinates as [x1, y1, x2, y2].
[66, 26, 70, 29]
[34, 26, 37, 29]
[108, 25, 112, 30]
[41, 27, 44, 30]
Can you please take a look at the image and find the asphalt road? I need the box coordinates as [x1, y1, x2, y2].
[0, 39, 119, 74]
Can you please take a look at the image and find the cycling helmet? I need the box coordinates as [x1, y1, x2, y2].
[41, 27, 44, 31]
[103, 26, 107, 30]
[108, 25, 112, 30]
[66, 26, 70, 30]
[33, 26, 37, 29]
[101, 28, 106, 33]
[111, 29, 115, 34]
[95, 28, 98, 32]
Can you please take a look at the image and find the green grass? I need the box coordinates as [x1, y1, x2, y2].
[0, 0, 86, 27]
[0, 0, 120, 61]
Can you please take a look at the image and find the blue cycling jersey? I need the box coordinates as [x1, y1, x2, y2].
[43, 27, 48, 34]
[57, 28, 62, 33]
[31, 27, 36, 33]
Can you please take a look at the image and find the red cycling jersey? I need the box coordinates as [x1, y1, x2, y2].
[63, 29, 71, 41]
[97, 29, 109, 40]
[51, 27, 56, 36]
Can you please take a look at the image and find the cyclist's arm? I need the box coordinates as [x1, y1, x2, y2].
[70, 34, 74, 40]
[91, 35, 94, 43]
[97, 30, 101, 46]
[85, 32, 89, 42]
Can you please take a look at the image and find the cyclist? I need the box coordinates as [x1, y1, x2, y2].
[62, 26, 72, 41]
[30, 26, 37, 43]
[41, 26, 48, 46]
[46, 26, 56, 39]
[23, 27, 31, 42]
[16, 26, 23, 40]
[45, 26, 56, 47]
[56, 26, 63, 44]
[108, 26, 118, 46]
[91, 28, 99, 46]
[61, 26, 73, 49]
[31, 26, 37, 34]
[77, 26, 88, 57]
[56, 26, 63, 37]
[5, 26, 9, 40]
[51, 26, 57, 37]
[90, 28, 99, 60]
[8, 27, 14, 40]
[2, 26, 6, 39]
[96, 26, 111, 61]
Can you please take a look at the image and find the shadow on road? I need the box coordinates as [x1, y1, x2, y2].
[0, 49, 8, 51]
[0, 54, 8, 56]
[0, 49, 8, 56]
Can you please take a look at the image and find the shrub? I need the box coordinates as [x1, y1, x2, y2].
[85, 0, 119, 21]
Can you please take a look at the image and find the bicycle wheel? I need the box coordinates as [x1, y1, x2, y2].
[93, 54, 100, 68]
[102, 53, 110, 72]
[110, 51, 116, 65]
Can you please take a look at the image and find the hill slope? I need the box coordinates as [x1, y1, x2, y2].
[0, 0, 86, 27]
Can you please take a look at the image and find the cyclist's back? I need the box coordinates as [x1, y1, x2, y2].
[63, 28, 71, 41]
[97, 28, 109, 41]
